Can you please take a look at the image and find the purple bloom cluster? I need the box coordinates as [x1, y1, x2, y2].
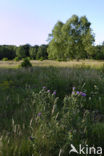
[38, 112, 41, 116]
[43, 86, 46, 89]
[72, 87, 86, 97]
[80, 92, 86, 96]
[76, 91, 86, 96]
[76, 91, 80, 95]
[53, 91, 56, 95]
[72, 91, 75, 95]
[72, 87, 75, 91]
[42, 86, 56, 95]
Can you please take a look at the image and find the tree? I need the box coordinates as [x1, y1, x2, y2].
[47, 15, 95, 60]
[0, 45, 16, 60]
[16, 46, 26, 59]
[91, 43, 104, 60]
[29, 45, 39, 59]
[22, 44, 31, 57]
[36, 45, 48, 60]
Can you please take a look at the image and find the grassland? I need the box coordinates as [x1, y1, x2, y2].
[0, 60, 104, 155]
[0, 59, 104, 69]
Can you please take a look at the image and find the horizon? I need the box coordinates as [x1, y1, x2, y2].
[0, 0, 104, 46]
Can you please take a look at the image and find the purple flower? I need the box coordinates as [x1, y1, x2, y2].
[72, 91, 75, 95]
[72, 87, 75, 91]
[47, 90, 50, 93]
[80, 92, 86, 96]
[76, 91, 80, 95]
[38, 112, 41, 116]
[53, 91, 56, 95]
[43, 86, 46, 89]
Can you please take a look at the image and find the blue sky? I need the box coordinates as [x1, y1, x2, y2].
[0, 0, 104, 46]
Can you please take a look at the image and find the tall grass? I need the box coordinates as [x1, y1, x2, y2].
[0, 65, 104, 155]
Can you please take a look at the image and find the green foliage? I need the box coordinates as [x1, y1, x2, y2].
[0, 45, 16, 60]
[29, 45, 39, 59]
[20, 58, 32, 68]
[26, 57, 31, 60]
[36, 45, 48, 60]
[89, 123, 104, 146]
[92, 44, 104, 60]
[0, 61, 104, 155]
[56, 58, 67, 61]
[0, 84, 103, 155]
[39, 57, 44, 61]
[13, 57, 20, 61]
[22, 44, 30, 57]
[2, 57, 8, 61]
[16, 46, 27, 59]
[48, 15, 94, 60]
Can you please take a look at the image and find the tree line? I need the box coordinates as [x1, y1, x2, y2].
[0, 15, 104, 61]
[0, 44, 48, 60]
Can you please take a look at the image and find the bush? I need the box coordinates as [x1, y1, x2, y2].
[13, 57, 20, 61]
[2, 57, 8, 61]
[20, 58, 32, 68]
[26, 57, 31, 61]
[39, 57, 44, 61]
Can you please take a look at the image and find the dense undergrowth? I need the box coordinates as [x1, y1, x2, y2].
[0, 66, 104, 155]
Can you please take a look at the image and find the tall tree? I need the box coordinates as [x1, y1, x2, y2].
[22, 44, 31, 57]
[48, 15, 95, 60]
[16, 46, 26, 59]
[36, 45, 48, 59]
[29, 45, 39, 59]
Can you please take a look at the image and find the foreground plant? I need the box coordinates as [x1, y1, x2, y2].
[0, 87, 103, 156]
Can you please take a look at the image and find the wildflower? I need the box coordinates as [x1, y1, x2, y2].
[47, 90, 50, 93]
[76, 91, 80, 95]
[72, 87, 75, 91]
[80, 92, 86, 96]
[38, 112, 41, 116]
[53, 91, 56, 95]
[72, 91, 75, 95]
[43, 86, 46, 89]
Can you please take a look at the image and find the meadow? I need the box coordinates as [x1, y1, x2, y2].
[0, 60, 104, 155]
[1, 59, 104, 68]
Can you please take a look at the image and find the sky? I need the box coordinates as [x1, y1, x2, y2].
[0, 0, 104, 46]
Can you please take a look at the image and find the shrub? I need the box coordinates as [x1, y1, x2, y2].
[13, 57, 20, 61]
[39, 57, 44, 61]
[26, 57, 31, 61]
[2, 57, 8, 61]
[20, 58, 32, 68]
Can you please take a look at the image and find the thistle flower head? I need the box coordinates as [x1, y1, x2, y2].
[53, 91, 56, 95]
[38, 112, 41, 116]
[43, 86, 46, 89]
